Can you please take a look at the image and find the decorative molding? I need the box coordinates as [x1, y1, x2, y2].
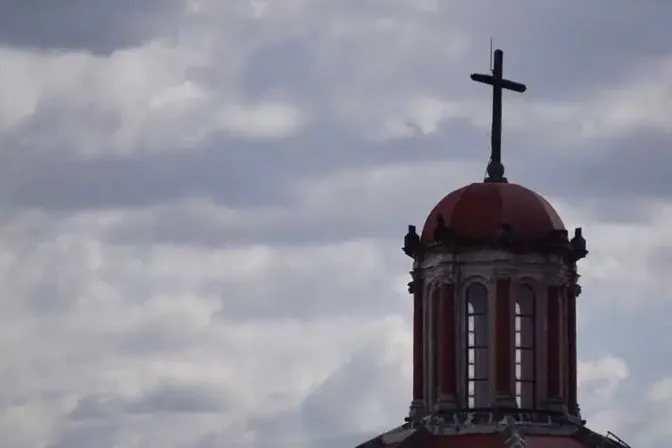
[418, 410, 582, 436]
[421, 248, 561, 266]
[543, 266, 568, 286]
[424, 256, 560, 276]
[462, 265, 496, 283]
[419, 252, 456, 269]
[423, 263, 455, 287]
[501, 415, 528, 448]
[494, 266, 516, 280]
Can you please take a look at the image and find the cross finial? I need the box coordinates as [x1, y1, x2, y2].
[471, 49, 527, 182]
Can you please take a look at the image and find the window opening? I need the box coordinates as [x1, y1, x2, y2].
[515, 285, 535, 408]
[466, 283, 489, 408]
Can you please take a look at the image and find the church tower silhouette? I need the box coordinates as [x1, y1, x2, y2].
[355, 48, 630, 448]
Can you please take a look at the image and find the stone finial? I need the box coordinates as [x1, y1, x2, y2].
[403, 224, 421, 258]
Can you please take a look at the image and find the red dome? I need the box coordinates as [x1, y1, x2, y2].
[421, 182, 565, 244]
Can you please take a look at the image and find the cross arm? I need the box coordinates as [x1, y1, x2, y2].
[470, 73, 527, 93]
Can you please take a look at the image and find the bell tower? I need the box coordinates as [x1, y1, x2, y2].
[403, 185, 587, 420]
[404, 197, 587, 418]
[356, 48, 630, 447]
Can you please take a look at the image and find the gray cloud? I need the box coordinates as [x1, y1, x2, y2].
[127, 383, 228, 415]
[214, 243, 409, 322]
[532, 130, 672, 200]
[0, 0, 668, 229]
[0, 0, 184, 54]
[46, 421, 120, 448]
[245, 333, 410, 447]
[0, 0, 670, 447]
[117, 323, 207, 355]
[449, 0, 671, 94]
[7, 121, 669, 220]
[1, 124, 472, 210]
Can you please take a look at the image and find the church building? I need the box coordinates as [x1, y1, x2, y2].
[355, 49, 632, 448]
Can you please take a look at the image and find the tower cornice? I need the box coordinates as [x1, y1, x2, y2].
[425, 263, 456, 286]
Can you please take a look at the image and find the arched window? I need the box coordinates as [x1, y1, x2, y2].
[515, 285, 536, 408]
[466, 283, 489, 408]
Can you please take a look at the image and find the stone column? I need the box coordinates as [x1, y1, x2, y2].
[409, 271, 425, 417]
[566, 285, 578, 416]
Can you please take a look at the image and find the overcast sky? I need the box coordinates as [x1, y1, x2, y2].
[0, 1, 670, 447]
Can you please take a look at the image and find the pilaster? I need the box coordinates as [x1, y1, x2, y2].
[566, 283, 578, 416]
[493, 272, 516, 408]
[436, 282, 457, 411]
[545, 283, 566, 413]
[411, 269, 425, 415]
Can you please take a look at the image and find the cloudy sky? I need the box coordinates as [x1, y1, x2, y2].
[0, 0, 671, 447]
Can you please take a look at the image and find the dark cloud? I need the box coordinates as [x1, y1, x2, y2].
[69, 395, 125, 421]
[448, 0, 671, 97]
[3, 141, 295, 211]
[1, 0, 669, 227]
[531, 130, 672, 201]
[238, 12, 468, 103]
[0, 0, 184, 54]
[78, 129, 666, 250]
[105, 202, 416, 249]
[117, 324, 207, 355]
[13, 126, 661, 251]
[46, 420, 120, 448]
[1, 124, 476, 212]
[128, 383, 228, 415]
[70, 383, 229, 422]
[236, 0, 672, 107]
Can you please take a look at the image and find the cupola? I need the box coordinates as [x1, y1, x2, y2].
[356, 48, 629, 448]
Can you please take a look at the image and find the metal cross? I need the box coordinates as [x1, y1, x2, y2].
[471, 49, 526, 182]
